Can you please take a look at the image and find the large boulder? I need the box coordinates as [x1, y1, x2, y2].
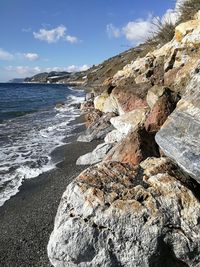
[110, 108, 148, 135]
[145, 89, 177, 133]
[156, 64, 200, 183]
[104, 128, 160, 166]
[76, 143, 112, 165]
[111, 82, 150, 114]
[146, 85, 166, 108]
[78, 112, 115, 142]
[48, 159, 200, 267]
[102, 95, 118, 114]
[94, 92, 109, 112]
[175, 19, 200, 44]
[84, 109, 102, 128]
[112, 54, 155, 85]
[104, 130, 125, 144]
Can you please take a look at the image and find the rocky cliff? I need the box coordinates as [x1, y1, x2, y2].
[48, 11, 200, 267]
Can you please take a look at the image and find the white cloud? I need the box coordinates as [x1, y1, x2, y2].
[107, 0, 187, 44]
[106, 23, 121, 38]
[0, 48, 14, 61]
[162, 0, 186, 24]
[79, 64, 90, 71]
[122, 15, 152, 44]
[4, 64, 90, 77]
[33, 25, 66, 43]
[4, 66, 41, 75]
[66, 35, 78, 44]
[162, 9, 178, 24]
[66, 64, 89, 72]
[24, 53, 39, 61]
[33, 25, 79, 44]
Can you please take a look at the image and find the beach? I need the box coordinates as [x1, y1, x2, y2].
[0, 120, 99, 267]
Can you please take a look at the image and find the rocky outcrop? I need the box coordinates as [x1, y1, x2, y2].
[94, 92, 109, 112]
[175, 17, 200, 44]
[104, 130, 125, 144]
[145, 89, 177, 132]
[110, 108, 148, 135]
[111, 82, 150, 114]
[48, 11, 200, 267]
[102, 95, 119, 114]
[78, 112, 115, 142]
[104, 128, 160, 165]
[156, 65, 200, 183]
[76, 143, 112, 165]
[84, 109, 102, 128]
[146, 85, 166, 108]
[48, 158, 200, 267]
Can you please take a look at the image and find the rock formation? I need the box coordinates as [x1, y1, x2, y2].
[77, 112, 115, 142]
[48, 159, 200, 267]
[48, 10, 200, 267]
[156, 64, 200, 182]
[76, 143, 113, 165]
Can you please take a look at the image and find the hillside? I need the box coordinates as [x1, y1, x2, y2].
[24, 43, 155, 88]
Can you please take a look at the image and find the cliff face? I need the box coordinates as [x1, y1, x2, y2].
[48, 11, 200, 267]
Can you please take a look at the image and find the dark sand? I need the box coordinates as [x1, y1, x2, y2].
[0, 119, 100, 267]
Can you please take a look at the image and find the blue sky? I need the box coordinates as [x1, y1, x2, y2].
[0, 0, 178, 81]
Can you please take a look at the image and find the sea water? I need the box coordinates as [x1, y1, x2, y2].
[0, 83, 84, 206]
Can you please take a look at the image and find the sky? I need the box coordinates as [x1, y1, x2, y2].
[0, 0, 181, 82]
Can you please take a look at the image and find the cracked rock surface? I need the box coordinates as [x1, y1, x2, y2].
[48, 158, 200, 267]
[156, 67, 200, 183]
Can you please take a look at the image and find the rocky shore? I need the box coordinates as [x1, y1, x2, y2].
[48, 11, 200, 267]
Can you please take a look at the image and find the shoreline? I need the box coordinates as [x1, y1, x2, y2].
[0, 115, 99, 266]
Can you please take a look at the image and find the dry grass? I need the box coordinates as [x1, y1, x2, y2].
[177, 0, 200, 23]
[145, 0, 200, 48]
[146, 18, 175, 47]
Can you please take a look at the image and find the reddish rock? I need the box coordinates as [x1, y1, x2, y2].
[112, 81, 150, 113]
[164, 67, 181, 88]
[145, 90, 177, 133]
[104, 127, 160, 165]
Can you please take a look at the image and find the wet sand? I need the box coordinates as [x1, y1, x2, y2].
[0, 119, 99, 267]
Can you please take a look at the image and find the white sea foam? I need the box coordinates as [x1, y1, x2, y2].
[0, 92, 84, 207]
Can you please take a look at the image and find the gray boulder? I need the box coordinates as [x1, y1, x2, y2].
[156, 66, 200, 183]
[76, 143, 112, 165]
[78, 112, 115, 142]
[48, 158, 200, 267]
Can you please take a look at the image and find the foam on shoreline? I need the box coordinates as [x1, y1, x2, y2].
[0, 92, 84, 207]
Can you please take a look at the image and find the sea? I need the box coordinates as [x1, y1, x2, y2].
[0, 83, 85, 207]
